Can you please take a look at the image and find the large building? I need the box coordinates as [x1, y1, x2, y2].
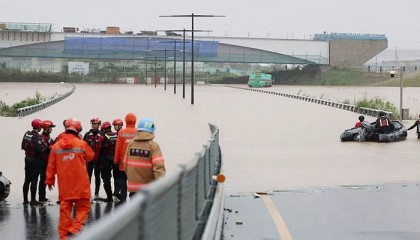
[0, 22, 387, 71]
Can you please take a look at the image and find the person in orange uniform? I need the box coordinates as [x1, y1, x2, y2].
[46, 118, 94, 239]
[55, 119, 82, 142]
[114, 113, 137, 203]
[124, 117, 165, 197]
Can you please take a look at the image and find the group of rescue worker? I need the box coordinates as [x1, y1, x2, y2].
[354, 111, 395, 134]
[355, 111, 420, 137]
[21, 113, 166, 239]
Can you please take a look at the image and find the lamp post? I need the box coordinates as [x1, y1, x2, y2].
[146, 48, 169, 90]
[164, 48, 167, 90]
[390, 67, 403, 120]
[154, 57, 157, 88]
[157, 39, 182, 94]
[144, 56, 160, 87]
[183, 29, 186, 98]
[399, 69, 403, 120]
[160, 13, 225, 104]
[173, 41, 177, 94]
[145, 61, 148, 85]
[159, 29, 210, 99]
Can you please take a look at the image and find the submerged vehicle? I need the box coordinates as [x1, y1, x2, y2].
[0, 171, 11, 201]
[340, 121, 407, 142]
[247, 73, 273, 88]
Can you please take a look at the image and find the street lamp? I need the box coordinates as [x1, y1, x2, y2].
[174, 41, 177, 94]
[145, 48, 169, 90]
[183, 29, 186, 98]
[159, 29, 211, 99]
[154, 57, 157, 88]
[145, 61, 148, 85]
[164, 48, 167, 90]
[143, 55, 159, 86]
[158, 39, 183, 94]
[160, 13, 225, 104]
[390, 67, 404, 120]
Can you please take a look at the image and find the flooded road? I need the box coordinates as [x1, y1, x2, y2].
[1, 83, 420, 239]
[271, 85, 420, 116]
[0, 82, 73, 105]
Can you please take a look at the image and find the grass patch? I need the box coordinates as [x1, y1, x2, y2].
[314, 68, 365, 86]
[355, 97, 399, 119]
[0, 91, 48, 117]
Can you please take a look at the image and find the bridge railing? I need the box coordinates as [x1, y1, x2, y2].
[77, 123, 223, 240]
[16, 83, 75, 117]
[230, 86, 392, 118]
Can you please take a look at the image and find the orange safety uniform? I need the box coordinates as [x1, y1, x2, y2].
[55, 131, 82, 143]
[124, 131, 166, 192]
[114, 113, 137, 171]
[45, 132, 94, 239]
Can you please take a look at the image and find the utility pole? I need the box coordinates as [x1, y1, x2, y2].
[160, 13, 225, 104]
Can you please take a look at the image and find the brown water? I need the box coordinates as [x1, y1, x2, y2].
[273, 85, 420, 117]
[2, 83, 420, 239]
[1, 83, 420, 199]
[0, 82, 73, 105]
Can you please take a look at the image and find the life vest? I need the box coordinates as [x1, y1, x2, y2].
[101, 131, 118, 156]
[40, 132, 54, 161]
[21, 131, 34, 151]
[84, 130, 101, 148]
[21, 130, 42, 157]
[379, 117, 389, 127]
[83, 130, 102, 161]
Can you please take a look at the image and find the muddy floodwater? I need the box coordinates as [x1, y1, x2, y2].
[1, 83, 420, 239]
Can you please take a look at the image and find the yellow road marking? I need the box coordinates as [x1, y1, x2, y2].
[260, 194, 294, 240]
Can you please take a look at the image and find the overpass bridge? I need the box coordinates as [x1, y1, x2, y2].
[0, 22, 387, 68]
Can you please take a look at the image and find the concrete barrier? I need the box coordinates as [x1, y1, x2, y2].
[227, 86, 392, 117]
[17, 83, 75, 117]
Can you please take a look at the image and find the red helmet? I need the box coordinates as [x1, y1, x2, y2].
[112, 119, 124, 127]
[42, 120, 56, 129]
[101, 121, 111, 130]
[31, 119, 43, 128]
[65, 118, 83, 133]
[90, 117, 101, 124]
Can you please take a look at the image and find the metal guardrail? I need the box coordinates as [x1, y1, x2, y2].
[314, 32, 387, 41]
[230, 86, 392, 118]
[77, 123, 223, 240]
[0, 22, 52, 33]
[16, 83, 75, 117]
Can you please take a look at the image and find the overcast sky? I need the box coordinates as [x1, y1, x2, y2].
[2, 0, 420, 50]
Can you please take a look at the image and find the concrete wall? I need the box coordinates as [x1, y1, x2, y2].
[329, 39, 388, 68]
[0, 31, 52, 48]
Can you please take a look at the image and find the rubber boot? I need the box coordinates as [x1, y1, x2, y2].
[30, 188, 42, 206]
[104, 185, 113, 202]
[23, 183, 29, 204]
